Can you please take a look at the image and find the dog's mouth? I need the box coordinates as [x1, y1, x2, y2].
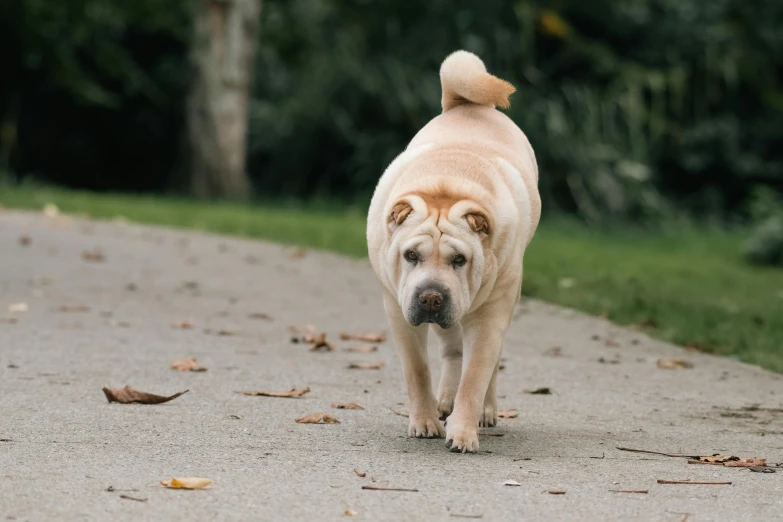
[407, 309, 455, 329]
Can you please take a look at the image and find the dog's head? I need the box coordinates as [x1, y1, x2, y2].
[384, 192, 494, 329]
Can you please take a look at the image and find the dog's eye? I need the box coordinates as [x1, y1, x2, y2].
[452, 254, 466, 267]
[404, 250, 419, 263]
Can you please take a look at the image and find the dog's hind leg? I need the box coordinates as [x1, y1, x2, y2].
[434, 323, 463, 421]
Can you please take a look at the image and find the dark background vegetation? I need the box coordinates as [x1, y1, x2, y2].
[1, 0, 782, 225]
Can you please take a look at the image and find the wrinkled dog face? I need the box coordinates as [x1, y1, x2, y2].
[385, 196, 489, 328]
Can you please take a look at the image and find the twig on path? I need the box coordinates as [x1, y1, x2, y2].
[362, 485, 418, 492]
[388, 407, 409, 418]
[617, 447, 696, 458]
[119, 494, 147, 502]
[657, 479, 732, 485]
[609, 489, 648, 494]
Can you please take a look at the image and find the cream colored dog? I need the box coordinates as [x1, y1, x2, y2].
[366, 50, 541, 453]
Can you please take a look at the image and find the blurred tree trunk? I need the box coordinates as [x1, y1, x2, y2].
[186, 0, 261, 200]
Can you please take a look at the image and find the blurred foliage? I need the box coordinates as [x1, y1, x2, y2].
[1, 0, 782, 223]
[743, 187, 783, 265]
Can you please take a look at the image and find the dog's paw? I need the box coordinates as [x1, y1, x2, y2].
[408, 414, 445, 438]
[479, 403, 497, 427]
[445, 422, 479, 453]
[437, 396, 455, 421]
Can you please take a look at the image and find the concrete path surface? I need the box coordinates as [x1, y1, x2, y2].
[1, 210, 782, 521]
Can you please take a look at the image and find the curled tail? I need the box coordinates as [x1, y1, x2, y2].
[439, 50, 515, 112]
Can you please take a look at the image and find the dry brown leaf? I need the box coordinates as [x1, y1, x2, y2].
[19, 235, 31, 246]
[217, 329, 238, 337]
[102, 385, 189, 404]
[170, 358, 207, 372]
[498, 410, 519, 419]
[58, 304, 90, 313]
[340, 332, 387, 343]
[306, 333, 334, 352]
[8, 303, 28, 313]
[296, 413, 340, 424]
[332, 402, 364, 410]
[172, 320, 194, 330]
[344, 510, 358, 516]
[344, 345, 378, 354]
[82, 249, 105, 262]
[248, 312, 272, 320]
[353, 468, 366, 477]
[657, 359, 694, 370]
[525, 387, 552, 395]
[236, 387, 310, 398]
[724, 457, 766, 468]
[690, 454, 738, 465]
[348, 362, 385, 370]
[160, 477, 212, 490]
[548, 490, 566, 495]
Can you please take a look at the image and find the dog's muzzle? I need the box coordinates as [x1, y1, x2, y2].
[409, 283, 453, 328]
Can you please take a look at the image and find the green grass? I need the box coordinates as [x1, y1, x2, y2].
[2, 184, 782, 372]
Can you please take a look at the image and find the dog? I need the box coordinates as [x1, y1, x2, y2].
[366, 50, 541, 453]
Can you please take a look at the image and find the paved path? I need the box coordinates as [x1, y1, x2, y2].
[1, 210, 781, 521]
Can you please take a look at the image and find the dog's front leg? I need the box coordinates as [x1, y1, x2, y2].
[384, 293, 444, 438]
[445, 300, 510, 453]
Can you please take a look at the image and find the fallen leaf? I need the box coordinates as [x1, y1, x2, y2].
[58, 304, 90, 313]
[119, 495, 148, 502]
[598, 357, 620, 364]
[236, 387, 310, 398]
[8, 303, 28, 313]
[296, 413, 340, 424]
[724, 457, 766, 468]
[340, 332, 387, 343]
[689, 454, 738, 465]
[217, 329, 238, 337]
[348, 362, 385, 370]
[657, 359, 693, 370]
[307, 333, 334, 351]
[344, 344, 378, 354]
[353, 468, 366, 478]
[102, 386, 189, 404]
[160, 477, 213, 490]
[82, 249, 105, 262]
[172, 320, 194, 330]
[503, 480, 521, 486]
[344, 510, 358, 516]
[548, 490, 566, 495]
[170, 358, 207, 372]
[19, 235, 31, 246]
[524, 387, 552, 395]
[749, 466, 775, 473]
[248, 313, 272, 320]
[498, 410, 519, 419]
[332, 402, 364, 410]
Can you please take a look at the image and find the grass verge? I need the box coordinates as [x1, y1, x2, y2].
[2, 184, 782, 372]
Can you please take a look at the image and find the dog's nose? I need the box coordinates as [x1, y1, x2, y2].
[418, 289, 443, 312]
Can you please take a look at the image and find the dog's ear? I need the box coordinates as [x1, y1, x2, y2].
[465, 212, 490, 238]
[389, 201, 413, 229]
